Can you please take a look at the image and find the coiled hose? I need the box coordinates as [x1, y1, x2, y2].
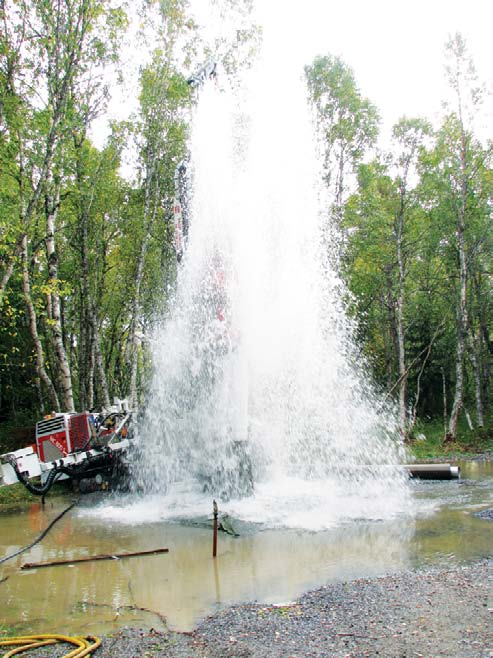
[0, 634, 100, 657]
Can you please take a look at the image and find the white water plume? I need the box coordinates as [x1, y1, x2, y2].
[130, 2, 410, 528]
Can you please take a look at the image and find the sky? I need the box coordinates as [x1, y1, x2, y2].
[253, 0, 492, 142]
[99, 0, 492, 160]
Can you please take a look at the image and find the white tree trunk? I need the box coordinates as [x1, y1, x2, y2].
[396, 198, 407, 438]
[468, 334, 484, 428]
[46, 173, 75, 411]
[21, 234, 60, 412]
[447, 195, 468, 439]
[128, 159, 158, 409]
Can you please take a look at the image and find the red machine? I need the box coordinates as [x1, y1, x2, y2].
[1, 407, 132, 495]
[36, 412, 95, 462]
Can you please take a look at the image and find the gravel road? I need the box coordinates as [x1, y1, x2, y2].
[95, 558, 492, 658]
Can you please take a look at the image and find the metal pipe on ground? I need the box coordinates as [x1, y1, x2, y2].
[404, 464, 460, 480]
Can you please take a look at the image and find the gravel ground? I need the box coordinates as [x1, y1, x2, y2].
[89, 559, 492, 658]
[463, 452, 493, 462]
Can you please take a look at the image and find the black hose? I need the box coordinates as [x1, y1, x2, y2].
[6, 456, 64, 496]
[0, 500, 77, 566]
[6, 451, 113, 497]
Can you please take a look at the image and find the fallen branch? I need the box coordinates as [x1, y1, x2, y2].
[21, 547, 169, 570]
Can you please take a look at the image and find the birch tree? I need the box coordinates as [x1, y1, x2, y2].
[305, 55, 379, 220]
[391, 118, 431, 437]
[441, 34, 488, 438]
[128, 53, 189, 409]
[1, 0, 127, 412]
[127, 1, 193, 409]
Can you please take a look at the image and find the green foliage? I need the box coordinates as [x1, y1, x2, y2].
[0, 8, 491, 457]
[410, 415, 493, 460]
[305, 54, 380, 207]
[0, 284, 38, 418]
[341, 70, 492, 440]
[306, 55, 380, 159]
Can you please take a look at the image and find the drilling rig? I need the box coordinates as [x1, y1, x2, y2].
[0, 402, 132, 496]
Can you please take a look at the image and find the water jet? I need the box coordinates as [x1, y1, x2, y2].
[131, 35, 410, 526]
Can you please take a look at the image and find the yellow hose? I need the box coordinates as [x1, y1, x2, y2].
[2, 640, 57, 657]
[0, 635, 101, 657]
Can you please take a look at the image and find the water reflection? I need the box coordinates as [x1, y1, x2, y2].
[0, 461, 491, 634]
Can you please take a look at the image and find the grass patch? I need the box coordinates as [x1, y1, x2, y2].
[409, 415, 493, 461]
[0, 623, 27, 637]
[0, 482, 37, 506]
[0, 481, 72, 511]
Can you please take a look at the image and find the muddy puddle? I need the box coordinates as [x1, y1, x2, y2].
[0, 460, 491, 635]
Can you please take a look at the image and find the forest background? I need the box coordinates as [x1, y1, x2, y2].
[0, 0, 491, 453]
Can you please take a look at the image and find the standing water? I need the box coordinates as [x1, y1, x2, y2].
[2, 2, 489, 639]
[129, 1, 409, 527]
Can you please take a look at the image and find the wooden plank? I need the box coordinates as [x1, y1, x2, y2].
[21, 548, 169, 570]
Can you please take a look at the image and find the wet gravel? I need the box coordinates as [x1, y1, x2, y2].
[475, 509, 493, 521]
[93, 559, 492, 658]
[465, 452, 493, 462]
